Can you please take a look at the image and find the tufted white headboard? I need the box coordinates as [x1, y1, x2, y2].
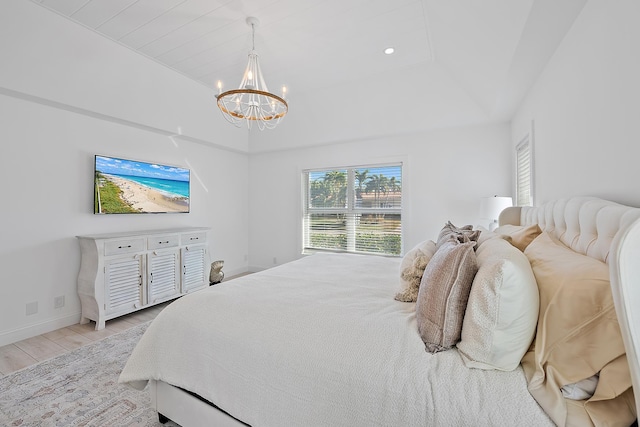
[499, 196, 640, 417]
[499, 196, 640, 264]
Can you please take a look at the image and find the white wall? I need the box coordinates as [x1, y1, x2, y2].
[248, 123, 511, 271]
[0, 1, 247, 153]
[511, 0, 640, 207]
[0, 1, 249, 345]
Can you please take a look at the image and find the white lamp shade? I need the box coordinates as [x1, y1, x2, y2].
[479, 196, 513, 223]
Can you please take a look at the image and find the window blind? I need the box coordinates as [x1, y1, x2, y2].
[302, 164, 402, 256]
[516, 137, 532, 206]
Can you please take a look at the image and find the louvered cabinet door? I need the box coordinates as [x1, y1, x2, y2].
[181, 245, 208, 293]
[148, 249, 181, 304]
[104, 254, 144, 315]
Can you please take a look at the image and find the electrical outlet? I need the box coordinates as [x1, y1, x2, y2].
[273, 257, 277, 264]
[54, 296, 65, 309]
[26, 302, 38, 316]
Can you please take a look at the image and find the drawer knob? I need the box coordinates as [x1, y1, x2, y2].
[118, 245, 132, 249]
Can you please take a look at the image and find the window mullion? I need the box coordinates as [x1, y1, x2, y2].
[346, 169, 356, 252]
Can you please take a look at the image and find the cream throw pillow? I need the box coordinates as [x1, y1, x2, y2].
[475, 226, 497, 246]
[493, 224, 522, 235]
[394, 240, 437, 302]
[475, 225, 512, 247]
[416, 238, 478, 353]
[457, 236, 539, 371]
[521, 232, 636, 426]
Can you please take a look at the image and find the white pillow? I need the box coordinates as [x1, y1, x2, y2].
[456, 236, 539, 371]
[475, 226, 501, 247]
[561, 374, 599, 400]
[394, 240, 437, 302]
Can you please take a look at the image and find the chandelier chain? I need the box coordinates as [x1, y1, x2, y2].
[251, 22, 255, 51]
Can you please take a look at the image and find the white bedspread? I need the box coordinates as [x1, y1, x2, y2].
[119, 253, 553, 426]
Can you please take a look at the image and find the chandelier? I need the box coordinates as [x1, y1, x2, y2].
[215, 17, 288, 130]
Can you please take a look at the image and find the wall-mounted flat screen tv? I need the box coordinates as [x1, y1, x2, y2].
[94, 155, 190, 214]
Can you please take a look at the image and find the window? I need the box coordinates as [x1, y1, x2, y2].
[302, 164, 402, 256]
[515, 136, 533, 206]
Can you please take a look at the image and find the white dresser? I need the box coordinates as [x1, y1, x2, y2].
[76, 227, 210, 330]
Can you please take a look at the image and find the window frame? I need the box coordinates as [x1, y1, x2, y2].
[302, 163, 403, 256]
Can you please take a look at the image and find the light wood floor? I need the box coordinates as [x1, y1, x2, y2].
[0, 301, 171, 376]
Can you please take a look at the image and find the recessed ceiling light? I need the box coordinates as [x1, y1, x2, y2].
[384, 47, 395, 55]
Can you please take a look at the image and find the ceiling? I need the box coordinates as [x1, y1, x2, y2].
[30, 0, 587, 124]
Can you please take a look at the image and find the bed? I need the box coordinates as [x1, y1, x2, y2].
[119, 196, 640, 426]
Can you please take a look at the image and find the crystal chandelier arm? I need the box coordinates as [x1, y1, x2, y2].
[254, 56, 269, 92]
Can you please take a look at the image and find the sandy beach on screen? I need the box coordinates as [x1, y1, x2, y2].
[105, 175, 188, 213]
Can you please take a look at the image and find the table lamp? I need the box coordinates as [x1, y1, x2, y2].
[480, 196, 513, 231]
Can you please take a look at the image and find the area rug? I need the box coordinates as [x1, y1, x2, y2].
[0, 322, 176, 426]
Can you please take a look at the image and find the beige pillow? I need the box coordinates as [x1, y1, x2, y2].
[457, 237, 539, 371]
[521, 232, 635, 426]
[510, 224, 542, 251]
[494, 223, 542, 252]
[416, 238, 478, 353]
[394, 240, 437, 302]
[435, 221, 480, 250]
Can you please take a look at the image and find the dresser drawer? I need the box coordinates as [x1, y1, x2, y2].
[104, 238, 145, 256]
[181, 231, 207, 245]
[147, 234, 180, 250]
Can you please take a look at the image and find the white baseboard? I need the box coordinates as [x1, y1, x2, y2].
[0, 312, 81, 347]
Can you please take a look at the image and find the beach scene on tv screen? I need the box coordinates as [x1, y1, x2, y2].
[95, 155, 190, 214]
